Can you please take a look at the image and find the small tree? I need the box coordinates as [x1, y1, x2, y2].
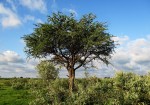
[37, 60, 59, 82]
[23, 12, 115, 92]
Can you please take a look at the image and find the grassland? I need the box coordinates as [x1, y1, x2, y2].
[0, 72, 150, 105]
[0, 78, 31, 105]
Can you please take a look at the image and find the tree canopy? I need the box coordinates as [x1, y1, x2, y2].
[23, 12, 116, 91]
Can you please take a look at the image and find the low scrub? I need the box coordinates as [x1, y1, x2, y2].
[11, 78, 30, 90]
[29, 72, 150, 105]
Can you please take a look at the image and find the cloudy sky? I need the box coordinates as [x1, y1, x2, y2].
[0, 0, 150, 78]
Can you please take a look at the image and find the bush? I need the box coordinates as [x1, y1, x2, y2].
[36, 60, 59, 83]
[11, 78, 29, 90]
[12, 82, 24, 90]
[29, 72, 150, 105]
[3, 80, 12, 86]
[113, 72, 150, 104]
[29, 78, 69, 105]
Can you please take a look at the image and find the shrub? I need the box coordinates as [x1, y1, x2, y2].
[3, 80, 12, 86]
[36, 60, 59, 83]
[11, 78, 29, 90]
[29, 72, 150, 105]
[29, 79, 69, 105]
[12, 82, 24, 90]
[114, 72, 150, 104]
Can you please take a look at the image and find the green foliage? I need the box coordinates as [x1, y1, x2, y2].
[30, 72, 150, 105]
[11, 78, 30, 90]
[114, 72, 150, 104]
[3, 80, 12, 86]
[23, 12, 115, 72]
[37, 60, 59, 83]
[29, 78, 69, 105]
[0, 72, 150, 105]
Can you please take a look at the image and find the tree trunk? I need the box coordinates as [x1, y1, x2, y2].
[68, 68, 75, 93]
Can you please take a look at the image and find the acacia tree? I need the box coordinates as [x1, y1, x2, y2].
[23, 12, 115, 92]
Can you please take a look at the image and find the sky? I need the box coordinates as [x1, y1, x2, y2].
[0, 0, 150, 78]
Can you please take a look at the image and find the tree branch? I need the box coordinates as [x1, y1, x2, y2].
[74, 52, 91, 70]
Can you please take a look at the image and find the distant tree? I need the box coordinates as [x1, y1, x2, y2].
[23, 12, 115, 92]
[37, 60, 59, 82]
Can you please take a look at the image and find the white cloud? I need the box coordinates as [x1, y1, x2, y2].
[112, 35, 129, 45]
[0, 50, 38, 78]
[0, 3, 21, 28]
[0, 51, 24, 63]
[19, 0, 47, 13]
[1, 15, 21, 27]
[111, 35, 150, 75]
[128, 39, 150, 64]
[89, 35, 150, 77]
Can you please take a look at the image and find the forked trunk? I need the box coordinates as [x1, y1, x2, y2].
[68, 68, 75, 93]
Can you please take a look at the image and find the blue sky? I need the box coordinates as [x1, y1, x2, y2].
[0, 0, 150, 77]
